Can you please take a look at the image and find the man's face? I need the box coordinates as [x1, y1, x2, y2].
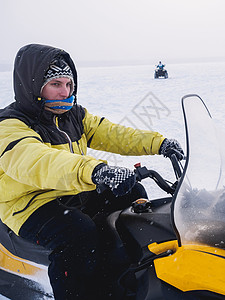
[41, 77, 72, 100]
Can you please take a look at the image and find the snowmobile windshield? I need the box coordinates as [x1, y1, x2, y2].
[173, 95, 225, 249]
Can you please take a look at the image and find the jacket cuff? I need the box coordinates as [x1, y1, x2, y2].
[83, 159, 105, 185]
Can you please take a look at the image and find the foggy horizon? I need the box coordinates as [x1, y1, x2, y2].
[1, 0, 225, 68]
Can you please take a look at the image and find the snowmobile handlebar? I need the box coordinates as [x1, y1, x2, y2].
[134, 165, 175, 195]
[134, 154, 183, 195]
[96, 154, 183, 195]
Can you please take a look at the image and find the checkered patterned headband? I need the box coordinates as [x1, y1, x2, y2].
[41, 59, 75, 93]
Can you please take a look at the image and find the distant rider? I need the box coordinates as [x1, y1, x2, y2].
[157, 61, 165, 70]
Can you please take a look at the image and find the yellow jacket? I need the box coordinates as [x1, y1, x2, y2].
[0, 44, 165, 234]
[0, 108, 164, 234]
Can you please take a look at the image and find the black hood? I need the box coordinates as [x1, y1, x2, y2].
[13, 44, 77, 119]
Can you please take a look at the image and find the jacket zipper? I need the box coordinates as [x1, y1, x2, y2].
[53, 116, 74, 153]
[53, 116, 84, 155]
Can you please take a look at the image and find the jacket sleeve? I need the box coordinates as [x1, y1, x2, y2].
[0, 119, 101, 191]
[83, 109, 165, 156]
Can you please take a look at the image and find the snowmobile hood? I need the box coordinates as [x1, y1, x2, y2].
[13, 44, 77, 119]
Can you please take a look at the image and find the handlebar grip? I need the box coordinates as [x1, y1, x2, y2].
[170, 154, 182, 178]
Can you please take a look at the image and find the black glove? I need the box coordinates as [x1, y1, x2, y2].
[92, 164, 136, 197]
[159, 138, 184, 160]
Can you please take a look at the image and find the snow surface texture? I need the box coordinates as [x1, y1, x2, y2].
[0, 61, 225, 299]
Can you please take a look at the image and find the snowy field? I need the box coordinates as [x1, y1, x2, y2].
[1, 61, 225, 200]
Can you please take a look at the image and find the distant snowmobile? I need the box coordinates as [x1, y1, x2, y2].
[154, 61, 168, 79]
[0, 95, 225, 299]
[154, 66, 168, 79]
[154, 67, 168, 79]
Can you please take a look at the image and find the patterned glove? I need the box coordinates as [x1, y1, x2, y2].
[92, 164, 136, 197]
[159, 138, 184, 160]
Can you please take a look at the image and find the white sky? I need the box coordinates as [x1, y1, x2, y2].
[1, 0, 225, 65]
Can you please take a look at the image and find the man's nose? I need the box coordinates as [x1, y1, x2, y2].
[60, 85, 70, 98]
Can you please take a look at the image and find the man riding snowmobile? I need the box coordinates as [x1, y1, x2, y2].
[0, 44, 183, 299]
[155, 61, 168, 79]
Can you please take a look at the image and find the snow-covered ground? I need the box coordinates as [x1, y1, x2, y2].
[1, 61, 225, 198]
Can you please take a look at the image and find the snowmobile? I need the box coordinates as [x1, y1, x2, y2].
[154, 67, 168, 79]
[0, 94, 225, 299]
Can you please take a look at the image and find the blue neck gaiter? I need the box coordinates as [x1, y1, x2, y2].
[44, 95, 75, 113]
